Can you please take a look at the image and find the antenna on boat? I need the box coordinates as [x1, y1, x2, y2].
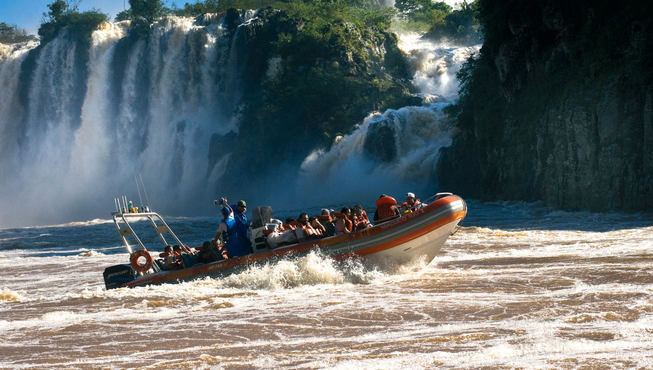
[135, 176, 144, 209]
[137, 174, 152, 211]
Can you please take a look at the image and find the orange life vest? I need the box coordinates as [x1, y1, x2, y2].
[376, 196, 398, 219]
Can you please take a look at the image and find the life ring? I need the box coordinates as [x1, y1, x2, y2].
[130, 249, 153, 273]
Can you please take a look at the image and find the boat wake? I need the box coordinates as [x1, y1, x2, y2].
[218, 251, 386, 289]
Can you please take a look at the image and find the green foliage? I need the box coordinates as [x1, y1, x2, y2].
[172, 0, 220, 16]
[170, 0, 392, 21]
[115, 9, 132, 22]
[38, 1, 108, 42]
[0, 22, 37, 43]
[425, 1, 481, 44]
[395, 0, 451, 32]
[46, 0, 69, 23]
[224, 3, 417, 179]
[129, 0, 166, 23]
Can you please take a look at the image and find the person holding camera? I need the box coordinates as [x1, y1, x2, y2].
[215, 196, 251, 256]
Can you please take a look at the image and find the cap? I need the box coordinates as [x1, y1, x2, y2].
[406, 192, 415, 198]
[237, 200, 246, 207]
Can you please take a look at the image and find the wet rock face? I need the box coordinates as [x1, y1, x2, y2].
[440, 0, 653, 211]
[363, 121, 397, 163]
[529, 79, 652, 211]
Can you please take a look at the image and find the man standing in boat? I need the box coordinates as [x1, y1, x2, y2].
[218, 197, 252, 254]
[213, 205, 249, 258]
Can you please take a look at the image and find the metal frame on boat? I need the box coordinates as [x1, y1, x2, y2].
[103, 193, 467, 289]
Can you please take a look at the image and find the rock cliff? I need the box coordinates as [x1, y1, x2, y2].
[439, 0, 653, 211]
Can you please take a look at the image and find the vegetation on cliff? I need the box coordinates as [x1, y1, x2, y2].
[219, 3, 420, 190]
[394, 0, 481, 44]
[38, 0, 108, 43]
[440, 0, 653, 211]
[0, 23, 37, 44]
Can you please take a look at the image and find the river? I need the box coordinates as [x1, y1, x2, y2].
[1, 200, 652, 368]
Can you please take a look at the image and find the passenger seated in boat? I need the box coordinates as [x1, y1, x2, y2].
[297, 212, 320, 240]
[333, 208, 352, 235]
[161, 245, 182, 270]
[373, 194, 400, 224]
[352, 204, 371, 230]
[267, 220, 299, 247]
[283, 218, 297, 231]
[400, 192, 423, 213]
[173, 244, 196, 267]
[309, 216, 326, 237]
[343, 208, 354, 231]
[317, 209, 336, 237]
[196, 240, 227, 263]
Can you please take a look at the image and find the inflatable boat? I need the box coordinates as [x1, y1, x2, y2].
[103, 193, 467, 289]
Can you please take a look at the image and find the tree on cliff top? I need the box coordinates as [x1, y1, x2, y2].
[395, 0, 451, 31]
[128, 0, 166, 23]
[0, 22, 37, 43]
[38, 0, 108, 42]
[425, 1, 481, 44]
[115, 0, 167, 22]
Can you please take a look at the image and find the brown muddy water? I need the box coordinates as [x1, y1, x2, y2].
[1, 200, 652, 368]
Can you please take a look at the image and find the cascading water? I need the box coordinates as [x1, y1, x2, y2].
[0, 15, 251, 227]
[0, 13, 477, 227]
[294, 33, 480, 206]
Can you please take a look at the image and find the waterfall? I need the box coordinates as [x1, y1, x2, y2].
[293, 33, 480, 207]
[0, 15, 251, 227]
[0, 15, 478, 227]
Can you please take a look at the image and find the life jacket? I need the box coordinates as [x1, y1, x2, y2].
[344, 217, 353, 231]
[355, 210, 370, 230]
[301, 223, 318, 237]
[376, 196, 398, 220]
[317, 214, 333, 222]
[334, 217, 350, 234]
[401, 198, 421, 212]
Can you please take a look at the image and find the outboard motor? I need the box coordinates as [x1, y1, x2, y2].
[103, 264, 137, 289]
[249, 206, 274, 252]
[250, 206, 273, 228]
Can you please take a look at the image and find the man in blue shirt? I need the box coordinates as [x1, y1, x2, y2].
[213, 206, 249, 258]
[218, 197, 252, 255]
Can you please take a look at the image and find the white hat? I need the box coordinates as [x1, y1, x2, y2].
[406, 192, 415, 198]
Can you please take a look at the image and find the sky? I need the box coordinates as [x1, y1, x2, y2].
[0, 0, 176, 34]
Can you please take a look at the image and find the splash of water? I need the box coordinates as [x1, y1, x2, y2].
[221, 250, 384, 290]
[0, 288, 24, 302]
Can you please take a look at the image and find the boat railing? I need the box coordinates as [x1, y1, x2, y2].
[423, 192, 453, 204]
[112, 211, 186, 258]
